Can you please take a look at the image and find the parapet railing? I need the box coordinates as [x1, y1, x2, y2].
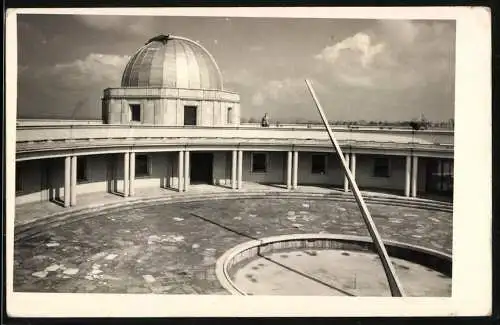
[16, 124, 454, 147]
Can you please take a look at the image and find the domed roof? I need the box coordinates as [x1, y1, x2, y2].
[121, 34, 223, 90]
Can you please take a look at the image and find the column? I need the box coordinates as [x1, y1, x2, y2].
[343, 153, 350, 192]
[184, 150, 190, 192]
[411, 155, 419, 198]
[231, 150, 237, 189]
[404, 155, 411, 197]
[237, 150, 243, 189]
[350, 153, 357, 180]
[124, 152, 130, 197]
[178, 151, 184, 192]
[286, 151, 292, 189]
[292, 151, 298, 189]
[70, 155, 77, 206]
[164, 153, 171, 189]
[129, 152, 135, 197]
[64, 156, 71, 207]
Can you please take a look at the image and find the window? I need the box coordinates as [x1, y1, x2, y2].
[311, 154, 327, 174]
[427, 159, 453, 193]
[373, 157, 390, 177]
[184, 106, 197, 126]
[15, 166, 22, 193]
[227, 107, 233, 124]
[252, 153, 267, 173]
[77, 157, 88, 183]
[129, 104, 141, 122]
[135, 155, 150, 177]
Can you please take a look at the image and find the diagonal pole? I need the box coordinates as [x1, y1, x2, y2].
[305, 79, 405, 297]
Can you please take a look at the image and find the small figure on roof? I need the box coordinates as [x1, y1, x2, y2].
[261, 113, 270, 127]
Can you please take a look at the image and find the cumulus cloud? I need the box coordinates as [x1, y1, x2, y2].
[18, 53, 130, 118]
[252, 78, 327, 110]
[315, 32, 385, 69]
[307, 20, 455, 122]
[252, 79, 302, 106]
[205, 20, 454, 122]
[314, 20, 455, 90]
[41, 53, 130, 90]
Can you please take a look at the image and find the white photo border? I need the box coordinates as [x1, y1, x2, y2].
[5, 6, 492, 317]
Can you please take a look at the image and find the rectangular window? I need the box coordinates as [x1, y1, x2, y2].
[227, 107, 233, 124]
[77, 157, 88, 183]
[135, 155, 150, 177]
[252, 153, 267, 173]
[311, 154, 327, 174]
[15, 166, 22, 193]
[444, 160, 454, 191]
[184, 106, 197, 126]
[373, 157, 390, 177]
[130, 104, 141, 122]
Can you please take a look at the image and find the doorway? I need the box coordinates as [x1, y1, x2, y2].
[425, 158, 453, 195]
[190, 152, 213, 184]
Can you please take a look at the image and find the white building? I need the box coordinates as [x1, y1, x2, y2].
[15, 34, 454, 208]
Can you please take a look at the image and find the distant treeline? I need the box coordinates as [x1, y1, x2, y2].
[240, 117, 455, 130]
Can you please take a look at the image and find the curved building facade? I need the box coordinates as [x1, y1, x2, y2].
[15, 35, 454, 209]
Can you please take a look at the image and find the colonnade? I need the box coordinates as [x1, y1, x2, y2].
[176, 149, 244, 193]
[341, 152, 418, 198]
[61, 150, 422, 207]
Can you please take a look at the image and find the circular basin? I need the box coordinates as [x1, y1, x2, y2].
[216, 234, 451, 296]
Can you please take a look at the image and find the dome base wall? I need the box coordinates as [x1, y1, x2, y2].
[102, 87, 240, 127]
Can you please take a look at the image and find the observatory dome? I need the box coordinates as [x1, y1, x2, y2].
[121, 34, 223, 90]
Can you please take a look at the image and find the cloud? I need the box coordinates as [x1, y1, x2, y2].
[18, 53, 130, 118]
[18, 20, 49, 45]
[249, 45, 264, 52]
[314, 20, 455, 90]
[42, 53, 130, 90]
[251, 92, 265, 106]
[251, 79, 296, 106]
[315, 32, 385, 69]
[76, 15, 156, 36]
[251, 78, 319, 107]
[224, 68, 260, 88]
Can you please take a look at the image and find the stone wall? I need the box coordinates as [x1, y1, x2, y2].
[297, 152, 344, 186]
[103, 88, 241, 127]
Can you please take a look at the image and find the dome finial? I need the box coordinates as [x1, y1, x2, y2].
[145, 34, 171, 45]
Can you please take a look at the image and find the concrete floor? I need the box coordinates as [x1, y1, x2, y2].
[13, 195, 452, 295]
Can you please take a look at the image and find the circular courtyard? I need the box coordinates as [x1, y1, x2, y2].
[14, 195, 452, 295]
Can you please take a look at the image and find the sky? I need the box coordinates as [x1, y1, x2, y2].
[16, 14, 456, 122]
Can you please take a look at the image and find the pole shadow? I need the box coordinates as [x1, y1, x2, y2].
[189, 212, 356, 296]
[257, 254, 356, 297]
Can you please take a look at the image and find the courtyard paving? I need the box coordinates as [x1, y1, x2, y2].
[13, 192, 452, 295]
